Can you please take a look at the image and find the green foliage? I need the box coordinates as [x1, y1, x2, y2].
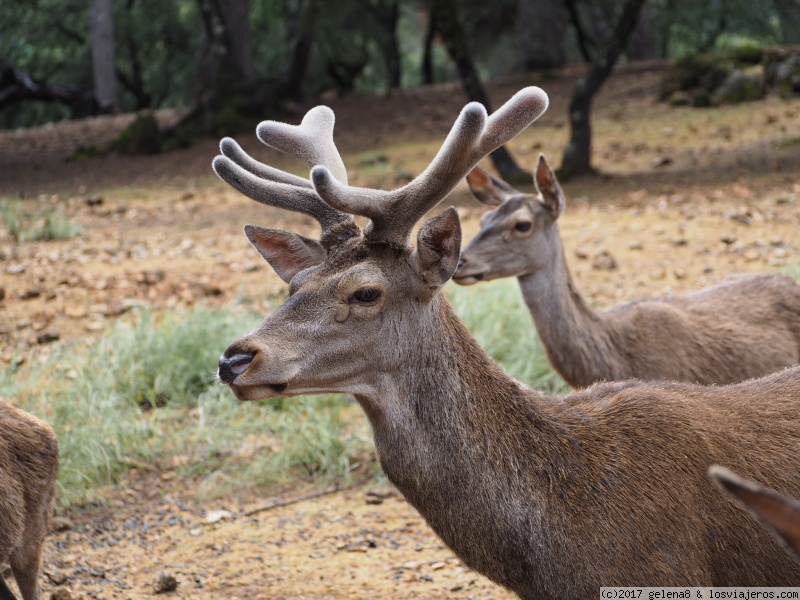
[0, 199, 80, 242]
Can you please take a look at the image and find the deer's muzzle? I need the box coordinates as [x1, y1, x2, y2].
[218, 352, 255, 384]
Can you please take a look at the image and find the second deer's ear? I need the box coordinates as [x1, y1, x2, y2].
[466, 166, 518, 207]
[244, 225, 326, 284]
[534, 154, 565, 219]
[411, 207, 462, 289]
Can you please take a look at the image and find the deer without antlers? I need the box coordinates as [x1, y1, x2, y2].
[0, 402, 58, 600]
[213, 90, 800, 597]
[454, 155, 800, 388]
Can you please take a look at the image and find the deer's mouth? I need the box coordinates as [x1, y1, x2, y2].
[452, 272, 485, 285]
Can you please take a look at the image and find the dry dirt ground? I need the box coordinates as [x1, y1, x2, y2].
[1, 62, 800, 599]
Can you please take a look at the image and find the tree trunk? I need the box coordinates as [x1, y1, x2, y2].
[774, 0, 800, 44]
[382, 0, 401, 89]
[421, 7, 436, 85]
[283, 0, 318, 100]
[432, 0, 529, 183]
[627, 3, 657, 60]
[193, 0, 253, 102]
[89, 0, 118, 110]
[216, 0, 254, 85]
[516, 0, 566, 71]
[564, 0, 594, 62]
[559, 0, 646, 180]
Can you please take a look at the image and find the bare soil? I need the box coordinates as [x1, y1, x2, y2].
[1, 62, 800, 599]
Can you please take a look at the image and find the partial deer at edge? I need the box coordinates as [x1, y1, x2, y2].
[0, 401, 59, 600]
[710, 465, 800, 562]
[212, 90, 800, 598]
[454, 156, 800, 388]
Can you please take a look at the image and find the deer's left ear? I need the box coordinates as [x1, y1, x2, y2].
[244, 225, 326, 284]
[411, 207, 462, 289]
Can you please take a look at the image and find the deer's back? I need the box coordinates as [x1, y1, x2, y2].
[408, 371, 800, 597]
[0, 402, 58, 559]
[604, 273, 800, 384]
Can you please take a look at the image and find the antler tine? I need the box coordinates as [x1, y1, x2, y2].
[212, 155, 349, 227]
[219, 137, 313, 188]
[213, 106, 358, 248]
[257, 105, 349, 185]
[310, 87, 549, 245]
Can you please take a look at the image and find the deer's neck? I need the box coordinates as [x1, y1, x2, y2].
[356, 296, 567, 591]
[517, 234, 621, 387]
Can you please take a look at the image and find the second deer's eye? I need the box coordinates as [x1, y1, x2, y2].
[351, 288, 382, 304]
[515, 221, 532, 232]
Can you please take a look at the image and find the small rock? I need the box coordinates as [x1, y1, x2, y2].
[50, 589, 72, 600]
[720, 235, 737, 245]
[744, 249, 761, 261]
[0, 287, 4, 301]
[6, 264, 25, 275]
[671, 238, 688, 246]
[64, 306, 87, 319]
[591, 250, 617, 271]
[85, 195, 103, 207]
[18, 288, 41, 300]
[51, 516, 74, 532]
[628, 241, 643, 251]
[154, 572, 178, 594]
[365, 489, 394, 505]
[674, 268, 687, 280]
[89, 566, 105, 578]
[651, 156, 673, 168]
[45, 569, 69, 585]
[205, 509, 233, 524]
[36, 330, 60, 344]
[574, 248, 589, 260]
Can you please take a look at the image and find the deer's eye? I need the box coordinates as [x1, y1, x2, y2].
[351, 288, 382, 304]
[514, 221, 532, 233]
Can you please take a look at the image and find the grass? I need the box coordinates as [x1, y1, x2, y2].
[1, 280, 562, 506]
[0, 199, 81, 242]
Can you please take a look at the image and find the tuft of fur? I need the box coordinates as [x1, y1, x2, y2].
[0, 402, 59, 600]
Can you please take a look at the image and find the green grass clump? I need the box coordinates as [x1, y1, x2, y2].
[75, 308, 249, 409]
[0, 199, 81, 242]
[447, 279, 570, 396]
[1, 306, 371, 504]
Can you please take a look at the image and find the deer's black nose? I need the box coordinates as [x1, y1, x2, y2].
[218, 352, 255, 384]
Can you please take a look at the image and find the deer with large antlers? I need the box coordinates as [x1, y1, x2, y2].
[214, 89, 800, 597]
[454, 155, 800, 388]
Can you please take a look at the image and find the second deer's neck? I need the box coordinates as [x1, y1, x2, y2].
[517, 235, 621, 388]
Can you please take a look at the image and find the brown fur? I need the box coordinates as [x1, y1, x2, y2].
[215, 99, 800, 598]
[710, 466, 800, 562]
[455, 157, 800, 388]
[0, 402, 58, 600]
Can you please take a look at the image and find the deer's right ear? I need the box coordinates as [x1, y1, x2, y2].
[466, 166, 517, 207]
[411, 207, 462, 290]
[244, 225, 326, 284]
[534, 154, 565, 219]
